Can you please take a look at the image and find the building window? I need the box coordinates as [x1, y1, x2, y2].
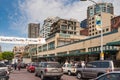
[103, 30, 105, 32]
[48, 41, 55, 50]
[38, 46, 42, 52]
[43, 44, 47, 51]
[92, 21, 94, 24]
[106, 28, 109, 31]
[96, 32, 97, 34]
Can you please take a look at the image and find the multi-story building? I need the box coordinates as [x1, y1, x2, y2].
[80, 19, 88, 28]
[28, 23, 40, 38]
[80, 28, 89, 36]
[49, 18, 81, 36]
[111, 16, 120, 31]
[30, 3, 120, 63]
[31, 28, 120, 62]
[40, 17, 60, 38]
[88, 12, 114, 36]
[87, 3, 114, 18]
[13, 46, 25, 59]
[87, 3, 114, 36]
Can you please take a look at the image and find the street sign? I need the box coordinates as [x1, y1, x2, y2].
[95, 15, 102, 31]
[0, 36, 46, 44]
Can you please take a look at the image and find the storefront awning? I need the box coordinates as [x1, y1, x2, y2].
[106, 41, 120, 46]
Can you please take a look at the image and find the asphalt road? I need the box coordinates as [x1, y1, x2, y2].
[9, 69, 79, 80]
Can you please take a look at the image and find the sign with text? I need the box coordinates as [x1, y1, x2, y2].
[0, 36, 46, 44]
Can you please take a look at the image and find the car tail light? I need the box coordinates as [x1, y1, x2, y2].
[45, 68, 47, 72]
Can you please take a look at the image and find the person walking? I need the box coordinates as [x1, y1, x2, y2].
[14, 62, 17, 70]
[17, 59, 21, 71]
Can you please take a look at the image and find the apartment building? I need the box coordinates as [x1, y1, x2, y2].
[30, 3, 120, 62]
[87, 3, 113, 18]
[13, 46, 25, 58]
[111, 16, 120, 31]
[40, 17, 60, 38]
[28, 23, 40, 38]
[49, 18, 81, 36]
[88, 12, 114, 36]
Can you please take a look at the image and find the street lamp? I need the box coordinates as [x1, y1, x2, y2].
[81, 0, 104, 60]
[80, 0, 97, 4]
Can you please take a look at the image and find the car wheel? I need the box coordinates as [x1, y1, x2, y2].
[68, 71, 71, 76]
[35, 72, 38, 76]
[77, 72, 82, 79]
[40, 73, 45, 80]
[29, 70, 32, 72]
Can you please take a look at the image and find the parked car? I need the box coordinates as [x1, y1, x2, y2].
[76, 60, 120, 79]
[20, 63, 27, 68]
[35, 61, 63, 80]
[26, 62, 37, 72]
[62, 62, 81, 75]
[90, 71, 120, 80]
[0, 63, 9, 80]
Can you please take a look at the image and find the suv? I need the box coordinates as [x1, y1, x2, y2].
[35, 62, 63, 80]
[76, 60, 120, 79]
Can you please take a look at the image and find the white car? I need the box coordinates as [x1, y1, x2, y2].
[90, 71, 120, 80]
[62, 63, 77, 76]
[0, 63, 9, 75]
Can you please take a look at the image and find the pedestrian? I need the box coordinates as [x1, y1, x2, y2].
[14, 62, 17, 70]
[17, 60, 21, 71]
[81, 61, 85, 68]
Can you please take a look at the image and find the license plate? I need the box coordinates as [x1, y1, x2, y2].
[52, 69, 58, 72]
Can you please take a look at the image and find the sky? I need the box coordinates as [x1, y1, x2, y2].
[0, 0, 120, 51]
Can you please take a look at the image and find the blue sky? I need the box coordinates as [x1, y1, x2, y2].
[0, 0, 120, 51]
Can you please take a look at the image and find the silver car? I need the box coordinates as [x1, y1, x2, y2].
[35, 62, 63, 80]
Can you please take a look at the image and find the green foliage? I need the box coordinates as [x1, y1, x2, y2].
[0, 53, 3, 61]
[2, 51, 14, 60]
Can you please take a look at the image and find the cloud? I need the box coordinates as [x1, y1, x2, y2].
[2, 0, 120, 51]
[9, 0, 87, 36]
[10, 0, 120, 35]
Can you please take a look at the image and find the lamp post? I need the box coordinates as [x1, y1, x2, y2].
[81, 0, 104, 60]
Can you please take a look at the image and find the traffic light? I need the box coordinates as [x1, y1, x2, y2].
[95, 15, 102, 30]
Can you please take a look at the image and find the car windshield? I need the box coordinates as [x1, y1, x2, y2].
[46, 63, 61, 68]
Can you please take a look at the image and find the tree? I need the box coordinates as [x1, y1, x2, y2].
[2, 51, 14, 60]
[0, 53, 3, 61]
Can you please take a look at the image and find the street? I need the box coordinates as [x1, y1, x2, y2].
[9, 69, 78, 80]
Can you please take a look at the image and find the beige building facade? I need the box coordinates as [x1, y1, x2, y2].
[30, 27, 120, 62]
[88, 12, 114, 36]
